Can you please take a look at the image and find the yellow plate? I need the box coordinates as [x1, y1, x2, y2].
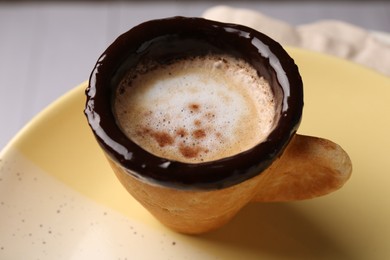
[1, 48, 389, 259]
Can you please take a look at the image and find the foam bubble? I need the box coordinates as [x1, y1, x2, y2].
[114, 55, 277, 163]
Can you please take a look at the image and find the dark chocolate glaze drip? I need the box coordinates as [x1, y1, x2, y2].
[84, 17, 303, 190]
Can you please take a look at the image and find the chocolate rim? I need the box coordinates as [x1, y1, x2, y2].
[84, 17, 303, 190]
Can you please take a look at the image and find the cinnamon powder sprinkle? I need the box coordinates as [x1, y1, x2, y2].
[152, 131, 174, 147]
[192, 129, 206, 139]
[188, 103, 200, 112]
[179, 144, 202, 158]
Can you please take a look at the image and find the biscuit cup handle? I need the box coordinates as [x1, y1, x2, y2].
[252, 134, 352, 202]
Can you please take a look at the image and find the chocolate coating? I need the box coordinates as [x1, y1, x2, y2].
[84, 17, 303, 190]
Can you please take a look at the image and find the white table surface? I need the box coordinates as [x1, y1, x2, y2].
[1, 1, 390, 150]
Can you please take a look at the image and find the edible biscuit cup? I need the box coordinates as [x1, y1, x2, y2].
[85, 17, 351, 234]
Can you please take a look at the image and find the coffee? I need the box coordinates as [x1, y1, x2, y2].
[114, 54, 278, 163]
[86, 16, 304, 190]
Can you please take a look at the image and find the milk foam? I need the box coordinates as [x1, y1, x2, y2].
[114, 55, 277, 163]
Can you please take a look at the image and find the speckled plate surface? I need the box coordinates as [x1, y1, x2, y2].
[1, 48, 390, 259]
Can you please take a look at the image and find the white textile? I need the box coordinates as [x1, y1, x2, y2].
[203, 6, 390, 77]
